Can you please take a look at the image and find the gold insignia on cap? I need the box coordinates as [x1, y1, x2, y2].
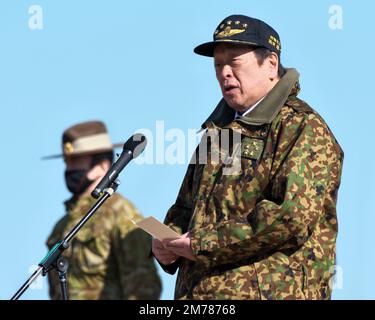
[64, 142, 74, 155]
[216, 26, 246, 39]
[214, 30, 219, 35]
[220, 24, 225, 29]
[235, 21, 240, 25]
[243, 23, 248, 28]
[227, 20, 232, 25]
[268, 35, 281, 51]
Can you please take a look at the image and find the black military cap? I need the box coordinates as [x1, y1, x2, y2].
[194, 14, 281, 57]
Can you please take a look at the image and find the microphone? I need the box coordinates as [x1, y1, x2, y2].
[91, 133, 147, 199]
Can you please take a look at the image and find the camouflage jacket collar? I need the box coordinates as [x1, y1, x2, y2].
[64, 196, 78, 212]
[64, 194, 96, 214]
[201, 68, 301, 128]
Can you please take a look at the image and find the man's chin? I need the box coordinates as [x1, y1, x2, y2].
[224, 99, 245, 113]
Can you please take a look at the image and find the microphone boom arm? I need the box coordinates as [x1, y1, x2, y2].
[11, 180, 120, 300]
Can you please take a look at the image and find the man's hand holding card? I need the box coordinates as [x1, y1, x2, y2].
[136, 217, 197, 264]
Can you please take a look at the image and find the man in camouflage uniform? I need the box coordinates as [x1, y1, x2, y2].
[45, 121, 161, 300]
[152, 15, 344, 300]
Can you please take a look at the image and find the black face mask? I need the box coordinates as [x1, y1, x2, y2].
[64, 169, 94, 195]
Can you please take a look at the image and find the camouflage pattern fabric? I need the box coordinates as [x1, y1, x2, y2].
[160, 68, 344, 300]
[46, 193, 162, 300]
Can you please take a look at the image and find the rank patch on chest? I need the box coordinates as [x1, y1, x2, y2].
[241, 137, 264, 160]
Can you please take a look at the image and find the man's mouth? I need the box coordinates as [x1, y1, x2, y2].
[224, 85, 239, 94]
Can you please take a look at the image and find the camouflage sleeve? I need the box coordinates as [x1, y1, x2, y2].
[45, 221, 65, 300]
[159, 163, 197, 274]
[164, 163, 196, 234]
[112, 202, 162, 300]
[190, 112, 344, 268]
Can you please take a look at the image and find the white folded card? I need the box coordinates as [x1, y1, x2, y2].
[136, 216, 180, 241]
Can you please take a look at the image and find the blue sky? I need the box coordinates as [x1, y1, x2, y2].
[0, 0, 373, 300]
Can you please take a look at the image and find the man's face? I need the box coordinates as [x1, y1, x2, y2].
[65, 155, 92, 172]
[214, 43, 278, 113]
[64, 155, 110, 195]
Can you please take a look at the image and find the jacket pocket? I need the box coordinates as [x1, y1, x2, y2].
[71, 227, 110, 275]
[254, 252, 307, 300]
[190, 264, 261, 300]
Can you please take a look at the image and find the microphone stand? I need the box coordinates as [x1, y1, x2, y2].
[11, 180, 120, 300]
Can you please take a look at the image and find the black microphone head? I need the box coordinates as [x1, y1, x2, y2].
[123, 133, 147, 158]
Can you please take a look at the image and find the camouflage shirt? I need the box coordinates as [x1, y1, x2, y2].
[160, 69, 344, 300]
[46, 193, 162, 300]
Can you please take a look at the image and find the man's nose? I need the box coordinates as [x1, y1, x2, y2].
[220, 64, 233, 79]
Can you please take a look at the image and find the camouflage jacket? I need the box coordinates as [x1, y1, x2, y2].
[161, 68, 344, 300]
[46, 193, 162, 300]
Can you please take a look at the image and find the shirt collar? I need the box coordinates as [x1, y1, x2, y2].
[234, 96, 266, 120]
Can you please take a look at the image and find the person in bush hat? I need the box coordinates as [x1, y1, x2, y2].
[45, 120, 161, 300]
[153, 15, 344, 300]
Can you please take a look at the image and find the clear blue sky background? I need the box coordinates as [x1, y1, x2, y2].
[0, 0, 373, 300]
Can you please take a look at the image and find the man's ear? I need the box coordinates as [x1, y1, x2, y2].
[268, 52, 279, 81]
